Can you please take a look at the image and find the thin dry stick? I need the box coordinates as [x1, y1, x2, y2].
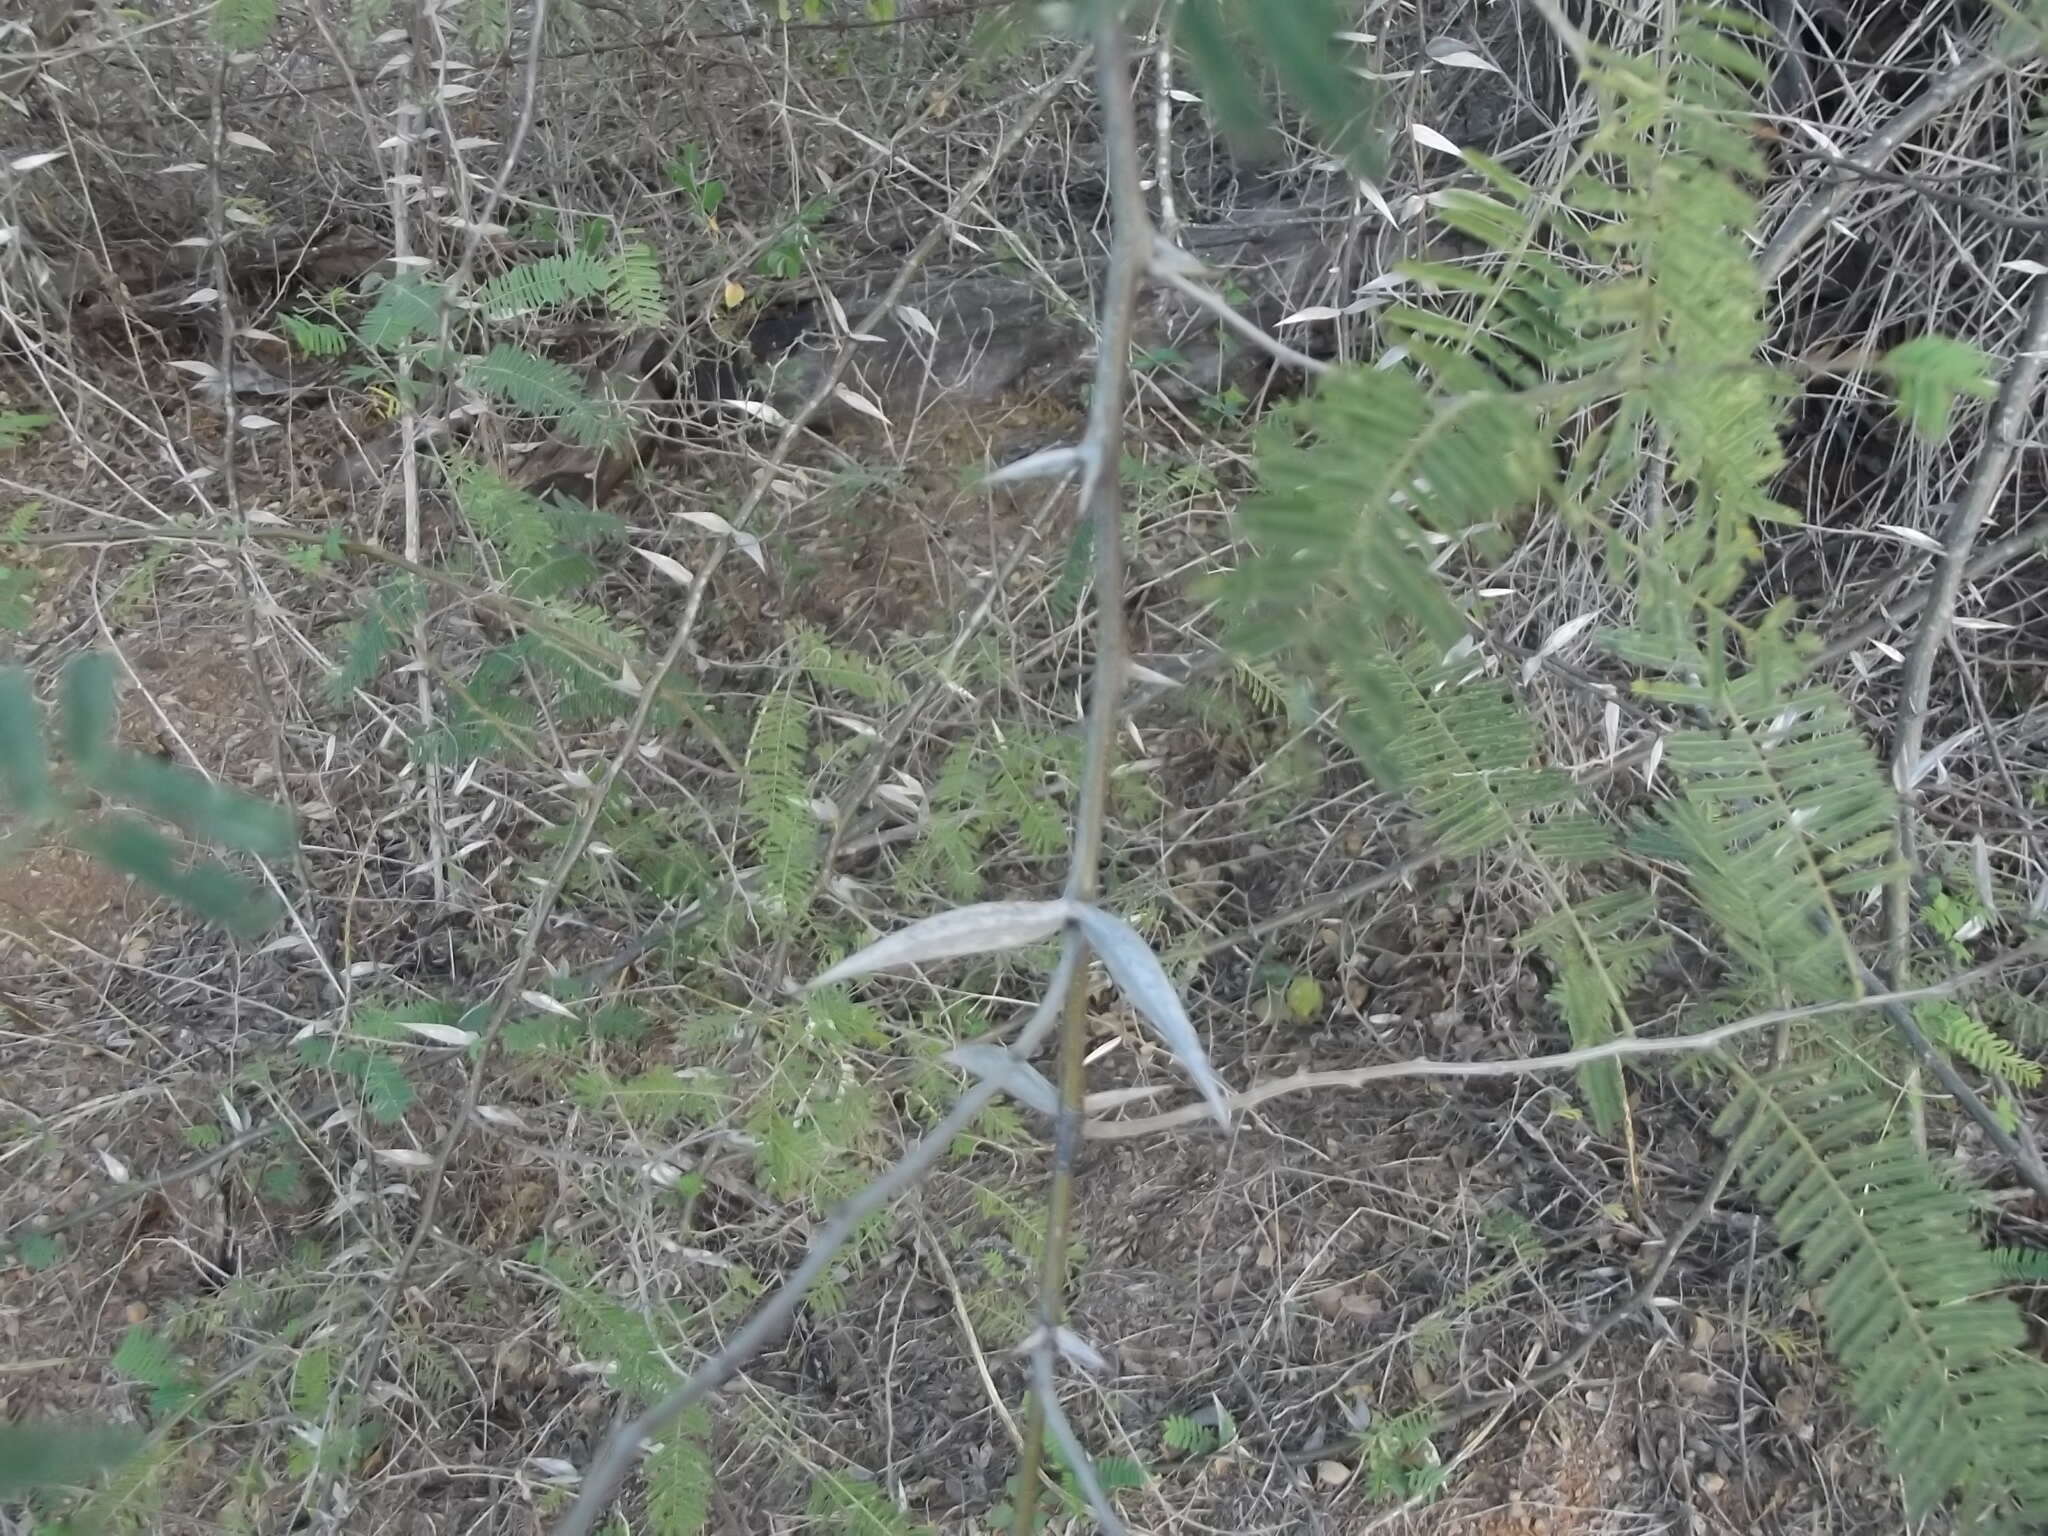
[199, 50, 333, 947]
[1883, 262, 2048, 1160]
[0, 1098, 336, 1262]
[1011, 12, 1152, 1531]
[1815, 515, 2048, 668]
[1149, 245, 1330, 376]
[1083, 954, 2039, 1140]
[1758, 44, 2018, 282]
[1865, 977, 2048, 1204]
[1151, 23, 1178, 242]
[396, 104, 448, 909]
[547, 943, 1084, 1536]
[1887, 264, 2048, 898]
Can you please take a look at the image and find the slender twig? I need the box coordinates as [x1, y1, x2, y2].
[1031, 1347, 1130, 1536]
[440, 0, 549, 299]
[1882, 261, 2048, 1160]
[1084, 949, 2043, 1140]
[1149, 245, 1331, 376]
[327, 0, 549, 1446]
[1815, 515, 2048, 668]
[515, 61, 1092, 1536]
[1775, 145, 2048, 232]
[1010, 14, 1152, 1532]
[1759, 46, 2018, 282]
[547, 944, 1084, 1536]
[0, 1099, 335, 1262]
[1867, 979, 2048, 1204]
[1886, 264, 2048, 887]
[200, 46, 334, 956]
[1151, 23, 1178, 243]
[1180, 844, 1446, 961]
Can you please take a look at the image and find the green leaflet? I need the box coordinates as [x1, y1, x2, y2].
[0, 1422, 144, 1500]
[1213, 12, 2048, 1522]
[1882, 335, 2000, 442]
[360, 273, 441, 351]
[73, 816, 278, 936]
[466, 345, 624, 448]
[743, 687, 817, 929]
[1173, 0, 1383, 179]
[57, 650, 117, 773]
[87, 752, 296, 860]
[212, 0, 277, 48]
[1173, 0, 1271, 155]
[0, 667, 54, 818]
[1721, 1066, 2048, 1524]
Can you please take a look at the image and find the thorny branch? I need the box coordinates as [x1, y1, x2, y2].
[532, 54, 1094, 1536]
[1010, 6, 1154, 1530]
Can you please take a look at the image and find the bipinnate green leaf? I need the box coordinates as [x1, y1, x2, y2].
[212, 0, 277, 49]
[1175, 0, 1272, 155]
[0, 411, 56, 450]
[360, 273, 441, 351]
[1881, 334, 1999, 442]
[57, 651, 117, 773]
[89, 751, 295, 859]
[73, 815, 278, 935]
[1256, 0, 1384, 181]
[0, 666, 54, 817]
[0, 1421, 145, 1499]
[806, 899, 1074, 988]
[1070, 903, 1232, 1127]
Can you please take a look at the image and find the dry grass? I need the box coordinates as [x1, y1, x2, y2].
[4, 2, 2048, 1533]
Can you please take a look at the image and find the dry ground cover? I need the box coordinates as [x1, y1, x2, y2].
[4, 2, 2048, 1533]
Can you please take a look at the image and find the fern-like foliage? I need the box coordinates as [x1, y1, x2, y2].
[111, 1326, 199, 1416]
[1215, 8, 2048, 1523]
[476, 252, 614, 319]
[743, 688, 818, 929]
[1160, 1413, 1218, 1457]
[1918, 1002, 2044, 1090]
[532, 1241, 717, 1530]
[806, 1470, 932, 1535]
[1719, 1065, 2048, 1524]
[281, 311, 348, 357]
[473, 243, 668, 329]
[1632, 625, 1896, 1007]
[359, 273, 441, 352]
[325, 574, 422, 702]
[1348, 640, 1592, 855]
[446, 456, 557, 569]
[213, 0, 277, 49]
[607, 242, 670, 329]
[466, 344, 624, 448]
[644, 1408, 714, 1535]
[896, 727, 1076, 902]
[1991, 1247, 2048, 1284]
[1518, 888, 1664, 1132]
[1226, 365, 1549, 668]
[794, 623, 906, 705]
